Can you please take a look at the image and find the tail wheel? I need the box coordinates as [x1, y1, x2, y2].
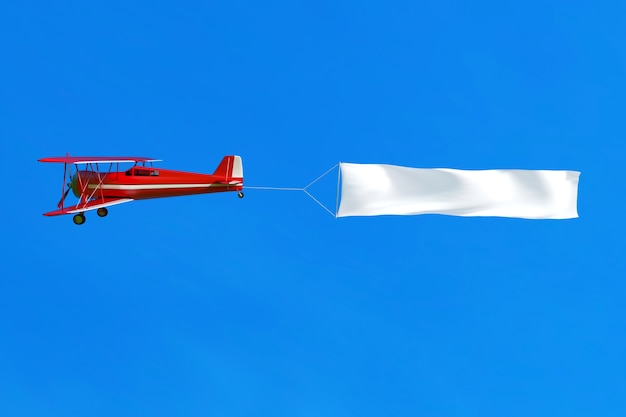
[73, 213, 86, 225]
[97, 207, 108, 217]
[238, 191, 244, 199]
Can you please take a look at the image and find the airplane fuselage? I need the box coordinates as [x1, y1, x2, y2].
[71, 167, 244, 200]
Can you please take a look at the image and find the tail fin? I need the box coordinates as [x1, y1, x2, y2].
[213, 155, 244, 181]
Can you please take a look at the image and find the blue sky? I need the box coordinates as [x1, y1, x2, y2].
[1, 1, 625, 416]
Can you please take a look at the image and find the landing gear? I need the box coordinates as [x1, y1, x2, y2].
[238, 191, 244, 199]
[73, 213, 86, 225]
[96, 207, 108, 217]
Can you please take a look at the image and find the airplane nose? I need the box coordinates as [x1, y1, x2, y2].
[70, 174, 81, 197]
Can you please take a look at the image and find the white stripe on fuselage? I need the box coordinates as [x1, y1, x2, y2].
[87, 183, 242, 190]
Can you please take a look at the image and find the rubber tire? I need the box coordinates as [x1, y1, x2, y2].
[238, 192, 244, 199]
[97, 207, 108, 217]
[73, 214, 86, 225]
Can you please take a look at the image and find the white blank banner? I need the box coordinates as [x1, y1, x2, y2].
[337, 163, 580, 219]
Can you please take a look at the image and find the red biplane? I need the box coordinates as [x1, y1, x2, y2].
[39, 155, 244, 225]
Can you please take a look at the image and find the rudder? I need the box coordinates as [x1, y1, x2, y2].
[213, 155, 243, 180]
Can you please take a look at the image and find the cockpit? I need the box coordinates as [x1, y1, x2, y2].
[125, 168, 160, 176]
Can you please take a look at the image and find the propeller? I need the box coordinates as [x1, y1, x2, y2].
[57, 183, 71, 208]
[57, 172, 76, 208]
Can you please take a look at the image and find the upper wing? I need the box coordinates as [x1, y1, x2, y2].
[39, 156, 161, 164]
[43, 197, 134, 216]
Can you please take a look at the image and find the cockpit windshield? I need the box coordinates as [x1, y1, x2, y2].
[125, 168, 159, 176]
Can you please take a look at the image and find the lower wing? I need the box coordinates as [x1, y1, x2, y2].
[43, 198, 134, 216]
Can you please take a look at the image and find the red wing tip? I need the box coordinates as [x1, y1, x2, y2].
[43, 209, 69, 216]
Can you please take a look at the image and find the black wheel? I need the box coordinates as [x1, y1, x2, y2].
[73, 213, 86, 225]
[238, 191, 244, 199]
[97, 207, 108, 217]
